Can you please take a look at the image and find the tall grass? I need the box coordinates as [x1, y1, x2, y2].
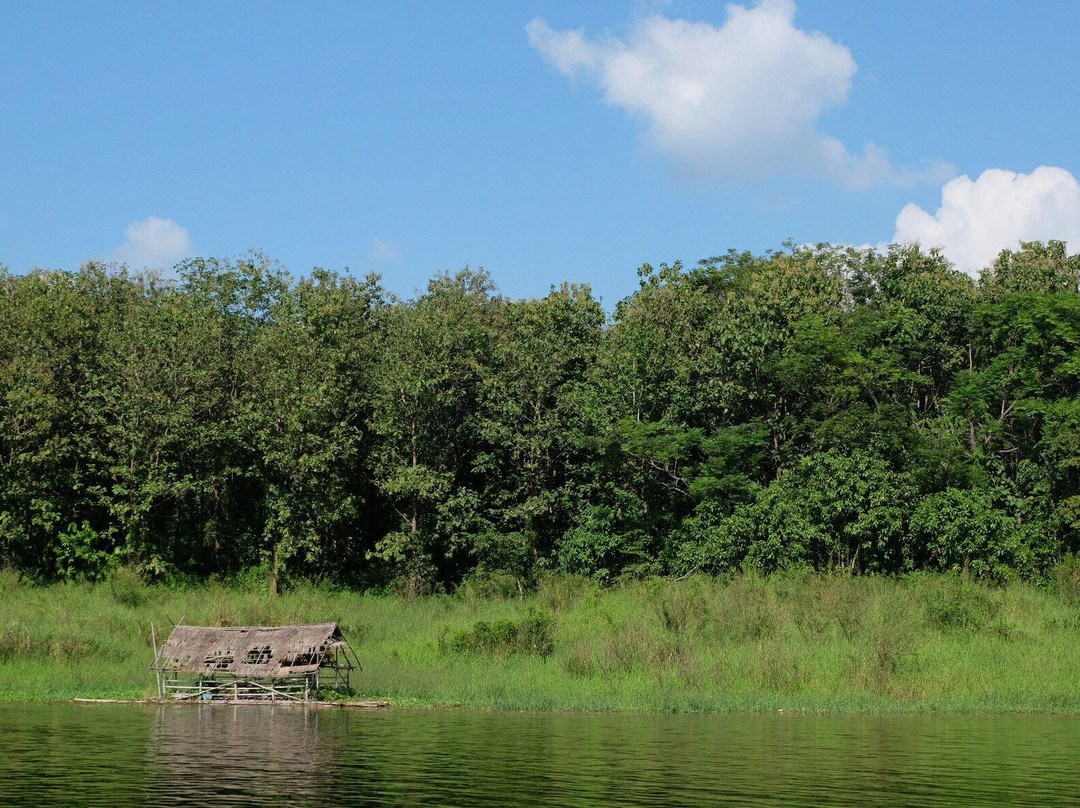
[2, 567, 1079, 713]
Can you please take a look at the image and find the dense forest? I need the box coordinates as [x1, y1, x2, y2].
[2, 241, 1079, 591]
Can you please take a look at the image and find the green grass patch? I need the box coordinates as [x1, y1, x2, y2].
[1, 568, 1079, 713]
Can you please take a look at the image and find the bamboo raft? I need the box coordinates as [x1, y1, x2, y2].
[73, 697, 389, 708]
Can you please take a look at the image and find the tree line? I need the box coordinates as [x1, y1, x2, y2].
[2, 241, 1078, 590]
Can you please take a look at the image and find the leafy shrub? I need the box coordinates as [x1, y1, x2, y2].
[909, 489, 1028, 581]
[442, 609, 554, 659]
[673, 499, 754, 575]
[557, 504, 653, 582]
[682, 451, 916, 575]
[54, 521, 113, 581]
[1055, 554, 1080, 607]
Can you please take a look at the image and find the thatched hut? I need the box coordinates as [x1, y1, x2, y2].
[149, 622, 360, 702]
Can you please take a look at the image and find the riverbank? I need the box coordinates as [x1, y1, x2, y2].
[2, 569, 1079, 713]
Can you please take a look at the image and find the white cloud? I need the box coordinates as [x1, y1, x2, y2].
[526, 1, 952, 189]
[892, 166, 1080, 274]
[371, 238, 401, 261]
[112, 216, 192, 269]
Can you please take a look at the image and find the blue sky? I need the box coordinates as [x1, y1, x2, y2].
[2, 1, 1079, 306]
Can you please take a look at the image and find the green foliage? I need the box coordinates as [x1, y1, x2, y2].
[54, 522, 112, 581]
[559, 505, 637, 581]
[442, 609, 555, 659]
[2, 240, 1080, 586]
[981, 240, 1080, 297]
[681, 451, 915, 574]
[909, 489, 1034, 581]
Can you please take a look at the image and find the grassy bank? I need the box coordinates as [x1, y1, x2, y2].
[2, 569, 1080, 713]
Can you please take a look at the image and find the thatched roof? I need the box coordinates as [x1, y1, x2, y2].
[150, 623, 357, 678]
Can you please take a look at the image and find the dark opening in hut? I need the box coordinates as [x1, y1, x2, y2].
[149, 622, 360, 702]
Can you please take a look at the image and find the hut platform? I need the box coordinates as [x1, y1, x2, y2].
[73, 697, 388, 708]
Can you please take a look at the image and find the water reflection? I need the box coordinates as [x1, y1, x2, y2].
[148, 705, 341, 806]
[2, 704, 1078, 806]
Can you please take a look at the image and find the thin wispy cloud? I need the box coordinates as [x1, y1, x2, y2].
[112, 216, 192, 269]
[371, 238, 402, 261]
[527, 0, 953, 189]
[893, 166, 1080, 275]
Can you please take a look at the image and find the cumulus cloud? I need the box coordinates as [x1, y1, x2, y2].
[112, 216, 192, 269]
[371, 238, 402, 261]
[526, 0, 953, 189]
[893, 166, 1080, 274]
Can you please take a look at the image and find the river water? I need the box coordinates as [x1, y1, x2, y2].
[1, 704, 1076, 806]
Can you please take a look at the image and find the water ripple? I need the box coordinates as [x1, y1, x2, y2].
[1, 705, 1077, 807]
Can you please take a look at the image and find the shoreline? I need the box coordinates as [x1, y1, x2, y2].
[3, 697, 1080, 718]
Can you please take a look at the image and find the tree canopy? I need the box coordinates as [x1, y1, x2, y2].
[2, 241, 1079, 588]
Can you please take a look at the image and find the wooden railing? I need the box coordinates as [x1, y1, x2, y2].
[163, 676, 312, 702]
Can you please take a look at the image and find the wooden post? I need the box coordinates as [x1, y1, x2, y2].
[150, 622, 162, 701]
